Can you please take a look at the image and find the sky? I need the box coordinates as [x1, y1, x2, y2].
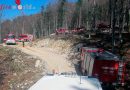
[0, 0, 76, 21]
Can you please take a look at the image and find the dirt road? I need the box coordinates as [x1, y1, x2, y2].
[17, 46, 75, 73]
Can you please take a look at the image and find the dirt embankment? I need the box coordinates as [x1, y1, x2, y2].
[0, 46, 47, 90]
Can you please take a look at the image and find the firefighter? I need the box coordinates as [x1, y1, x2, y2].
[22, 40, 25, 47]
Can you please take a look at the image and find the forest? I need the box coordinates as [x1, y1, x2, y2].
[0, 0, 129, 43]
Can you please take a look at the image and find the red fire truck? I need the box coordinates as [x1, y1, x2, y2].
[3, 33, 18, 45]
[55, 28, 69, 35]
[80, 47, 126, 86]
[18, 34, 33, 42]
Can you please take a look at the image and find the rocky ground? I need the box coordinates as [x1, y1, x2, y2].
[0, 46, 47, 90]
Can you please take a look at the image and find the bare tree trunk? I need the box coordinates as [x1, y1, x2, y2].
[119, 0, 124, 38]
[109, 0, 112, 28]
[22, 20, 25, 34]
[0, 15, 2, 43]
[53, 15, 58, 32]
[92, 0, 96, 30]
[77, 18, 79, 27]
[53, 16, 55, 31]
[112, 0, 117, 53]
[32, 22, 36, 39]
[48, 20, 51, 35]
[78, 7, 82, 27]
[0, 11, 3, 43]
[40, 17, 43, 38]
[126, 0, 129, 32]
[65, 16, 68, 29]
[119, 0, 124, 57]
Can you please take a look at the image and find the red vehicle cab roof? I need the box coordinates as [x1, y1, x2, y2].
[82, 47, 119, 61]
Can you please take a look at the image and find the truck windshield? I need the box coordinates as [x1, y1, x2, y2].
[8, 35, 15, 39]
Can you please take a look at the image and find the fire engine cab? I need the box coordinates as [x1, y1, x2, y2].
[80, 47, 126, 86]
[3, 33, 17, 45]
